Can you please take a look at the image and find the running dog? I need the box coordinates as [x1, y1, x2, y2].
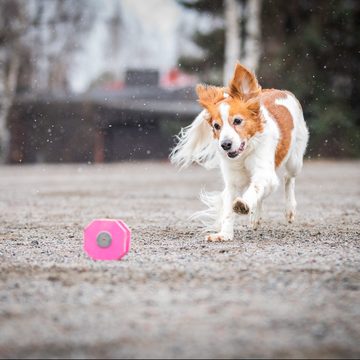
[170, 62, 309, 242]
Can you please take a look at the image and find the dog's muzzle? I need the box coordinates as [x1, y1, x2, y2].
[226, 141, 246, 158]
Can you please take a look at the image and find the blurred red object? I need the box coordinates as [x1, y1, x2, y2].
[103, 80, 124, 91]
[160, 68, 197, 88]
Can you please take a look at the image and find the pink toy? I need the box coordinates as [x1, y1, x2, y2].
[84, 219, 131, 260]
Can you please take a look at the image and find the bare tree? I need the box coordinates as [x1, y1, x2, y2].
[107, 1, 122, 79]
[223, 0, 262, 85]
[44, 0, 95, 93]
[223, 0, 242, 84]
[0, 0, 28, 162]
[0, 0, 95, 162]
[243, 0, 262, 71]
[24, 0, 94, 93]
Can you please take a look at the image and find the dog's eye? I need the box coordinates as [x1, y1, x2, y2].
[213, 123, 221, 130]
[233, 118, 243, 125]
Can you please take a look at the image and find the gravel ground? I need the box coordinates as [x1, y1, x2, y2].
[0, 160, 359, 359]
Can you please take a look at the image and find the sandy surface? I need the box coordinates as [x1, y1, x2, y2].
[0, 160, 359, 359]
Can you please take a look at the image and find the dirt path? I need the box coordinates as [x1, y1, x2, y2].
[0, 160, 359, 358]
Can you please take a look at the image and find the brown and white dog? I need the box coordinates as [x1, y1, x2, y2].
[170, 63, 309, 241]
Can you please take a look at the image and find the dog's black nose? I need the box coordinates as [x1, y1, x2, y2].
[221, 140, 232, 151]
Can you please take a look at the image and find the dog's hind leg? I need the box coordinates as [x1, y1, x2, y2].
[283, 98, 309, 223]
[284, 174, 296, 223]
[284, 132, 308, 222]
[284, 138, 306, 223]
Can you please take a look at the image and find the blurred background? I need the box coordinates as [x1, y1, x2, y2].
[0, 0, 359, 164]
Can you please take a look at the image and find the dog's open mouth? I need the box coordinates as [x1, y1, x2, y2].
[227, 141, 246, 158]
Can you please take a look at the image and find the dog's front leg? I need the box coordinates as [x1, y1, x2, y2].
[207, 185, 235, 242]
[233, 171, 279, 228]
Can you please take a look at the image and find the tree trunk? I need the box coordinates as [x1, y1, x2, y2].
[243, 0, 262, 71]
[0, 49, 20, 163]
[223, 0, 242, 85]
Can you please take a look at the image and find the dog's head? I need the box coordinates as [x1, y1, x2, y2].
[196, 63, 263, 159]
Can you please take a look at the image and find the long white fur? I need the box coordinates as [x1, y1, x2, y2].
[170, 92, 309, 240]
[170, 110, 219, 169]
[190, 189, 223, 232]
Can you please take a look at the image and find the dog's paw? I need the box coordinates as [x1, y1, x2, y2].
[233, 198, 250, 215]
[249, 211, 261, 230]
[250, 217, 261, 230]
[285, 209, 295, 223]
[206, 233, 233, 242]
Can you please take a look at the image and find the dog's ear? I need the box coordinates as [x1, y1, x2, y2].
[196, 84, 226, 112]
[246, 97, 260, 117]
[229, 62, 261, 99]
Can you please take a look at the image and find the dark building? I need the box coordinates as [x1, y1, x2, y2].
[8, 70, 200, 163]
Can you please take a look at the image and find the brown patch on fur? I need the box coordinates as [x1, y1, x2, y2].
[196, 84, 227, 117]
[196, 84, 229, 139]
[260, 89, 294, 167]
[226, 97, 263, 140]
[215, 63, 264, 142]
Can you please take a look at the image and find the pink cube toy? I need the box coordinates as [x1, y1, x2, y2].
[84, 219, 131, 261]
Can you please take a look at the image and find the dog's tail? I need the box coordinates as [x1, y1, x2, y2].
[190, 189, 223, 232]
[169, 110, 219, 169]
